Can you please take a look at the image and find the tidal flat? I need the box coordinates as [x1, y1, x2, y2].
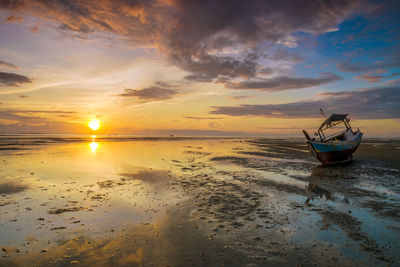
[0, 135, 399, 266]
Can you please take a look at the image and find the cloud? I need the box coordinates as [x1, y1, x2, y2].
[266, 49, 304, 63]
[3, 15, 23, 22]
[0, 110, 48, 125]
[185, 116, 223, 120]
[210, 86, 400, 119]
[0, 71, 32, 86]
[0, 0, 364, 83]
[181, 53, 259, 82]
[355, 72, 399, 83]
[258, 67, 275, 75]
[117, 86, 178, 102]
[383, 78, 400, 87]
[0, 109, 83, 134]
[337, 56, 400, 73]
[30, 26, 39, 32]
[225, 73, 342, 92]
[0, 60, 18, 69]
[0, 109, 80, 134]
[230, 95, 254, 101]
[0, 109, 77, 122]
[277, 36, 298, 48]
[21, 110, 77, 114]
[153, 80, 181, 88]
[162, 0, 360, 82]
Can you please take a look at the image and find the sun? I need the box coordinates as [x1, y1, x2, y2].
[88, 119, 101, 131]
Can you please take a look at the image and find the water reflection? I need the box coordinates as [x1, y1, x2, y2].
[89, 142, 99, 153]
[89, 135, 100, 153]
[306, 166, 353, 204]
[306, 183, 333, 201]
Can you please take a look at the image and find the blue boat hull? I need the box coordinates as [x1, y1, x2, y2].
[307, 133, 363, 165]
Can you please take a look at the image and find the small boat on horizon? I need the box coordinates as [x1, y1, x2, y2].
[302, 113, 363, 166]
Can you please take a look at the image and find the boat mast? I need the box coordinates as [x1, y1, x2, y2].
[344, 118, 351, 130]
[318, 108, 327, 140]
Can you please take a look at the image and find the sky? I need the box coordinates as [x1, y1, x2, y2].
[0, 0, 399, 137]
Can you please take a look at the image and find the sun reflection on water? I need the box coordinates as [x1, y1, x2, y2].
[89, 142, 99, 153]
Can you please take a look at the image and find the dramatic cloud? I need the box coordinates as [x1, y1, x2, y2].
[226, 73, 342, 92]
[181, 53, 259, 82]
[0, 0, 363, 83]
[162, 0, 361, 82]
[0, 71, 32, 86]
[355, 72, 399, 83]
[117, 87, 178, 101]
[0, 60, 18, 69]
[211, 86, 400, 119]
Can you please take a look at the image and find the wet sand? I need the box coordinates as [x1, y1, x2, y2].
[0, 136, 399, 266]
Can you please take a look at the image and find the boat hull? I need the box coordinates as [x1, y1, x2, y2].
[307, 133, 362, 165]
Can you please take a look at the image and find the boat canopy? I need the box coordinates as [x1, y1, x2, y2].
[318, 113, 349, 131]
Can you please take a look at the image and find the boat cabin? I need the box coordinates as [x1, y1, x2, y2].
[316, 114, 358, 142]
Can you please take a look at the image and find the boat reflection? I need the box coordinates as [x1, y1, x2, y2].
[305, 166, 352, 204]
[306, 183, 333, 201]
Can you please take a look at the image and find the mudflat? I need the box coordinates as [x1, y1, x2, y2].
[0, 136, 399, 266]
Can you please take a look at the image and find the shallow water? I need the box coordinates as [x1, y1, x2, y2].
[0, 136, 399, 266]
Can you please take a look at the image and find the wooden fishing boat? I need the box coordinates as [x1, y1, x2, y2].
[302, 113, 363, 165]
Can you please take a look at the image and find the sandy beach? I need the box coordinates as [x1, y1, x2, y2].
[0, 136, 399, 266]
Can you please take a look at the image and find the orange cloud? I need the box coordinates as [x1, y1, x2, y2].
[3, 15, 23, 23]
[355, 72, 399, 83]
[30, 26, 39, 32]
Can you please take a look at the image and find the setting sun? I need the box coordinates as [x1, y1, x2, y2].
[88, 119, 101, 131]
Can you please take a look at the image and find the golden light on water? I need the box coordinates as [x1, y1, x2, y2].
[89, 142, 99, 153]
[88, 119, 101, 131]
